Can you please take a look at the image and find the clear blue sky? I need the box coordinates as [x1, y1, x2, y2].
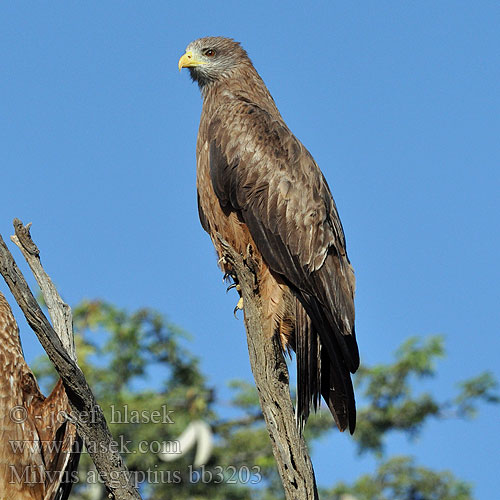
[1, 2, 499, 498]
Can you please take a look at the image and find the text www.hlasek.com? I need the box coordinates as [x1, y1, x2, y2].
[9, 436, 181, 455]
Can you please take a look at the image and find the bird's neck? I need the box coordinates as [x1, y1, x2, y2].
[201, 66, 282, 118]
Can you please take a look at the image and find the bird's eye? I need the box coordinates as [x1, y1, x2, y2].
[204, 49, 216, 57]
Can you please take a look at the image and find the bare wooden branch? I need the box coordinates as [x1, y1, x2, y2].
[217, 234, 319, 500]
[0, 221, 141, 500]
[11, 219, 76, 360]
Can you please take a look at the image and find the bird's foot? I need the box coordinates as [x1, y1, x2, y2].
[233, 297, 244, 318]
[226, 282, 241, 294]
[224, 272, 243, 316]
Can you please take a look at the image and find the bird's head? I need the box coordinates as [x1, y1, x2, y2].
[178, 37, 251, 89]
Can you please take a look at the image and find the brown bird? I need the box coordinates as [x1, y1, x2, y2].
[179, 37, 359, 432]
[0, 291, 79, 499]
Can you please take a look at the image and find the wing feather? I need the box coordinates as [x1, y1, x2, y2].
[205, 97, 359, 431]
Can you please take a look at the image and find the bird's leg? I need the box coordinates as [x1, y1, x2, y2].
[245, 243, 253, 260]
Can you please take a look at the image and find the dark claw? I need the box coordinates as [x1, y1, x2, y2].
[226, 283, 237, 293]
[233, 297, 243, 318]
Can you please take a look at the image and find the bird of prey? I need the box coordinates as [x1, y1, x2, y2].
[0, 292, 80, 499]
[179, 37, 359, 432]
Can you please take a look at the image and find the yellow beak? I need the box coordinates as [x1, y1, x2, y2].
[178, 50, 206, 71]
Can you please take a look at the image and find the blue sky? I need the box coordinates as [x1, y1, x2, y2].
[1, 1, 499, 498]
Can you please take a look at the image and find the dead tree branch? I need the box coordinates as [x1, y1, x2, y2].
[11, 219, 76, 359]
[217, 234, 319, 500]
[0, 220, 141, 500]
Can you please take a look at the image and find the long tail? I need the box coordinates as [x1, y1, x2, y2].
[295, 298, 356, 433]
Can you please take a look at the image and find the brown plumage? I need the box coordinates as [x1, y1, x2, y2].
[0, 292, 79, 499]
[179, 37, 359, 432]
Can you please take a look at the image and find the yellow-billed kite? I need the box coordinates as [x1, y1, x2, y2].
[179, 37, 359, 432]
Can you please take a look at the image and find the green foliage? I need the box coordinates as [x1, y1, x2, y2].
[353, 336, 496, 456]
[326, 456, 472, 500]
[34, 300, 272, 499]
[454, 371, 499, 418]
[33, 301, 498, 499]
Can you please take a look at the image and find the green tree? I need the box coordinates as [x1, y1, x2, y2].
[34, 300, 498, 499]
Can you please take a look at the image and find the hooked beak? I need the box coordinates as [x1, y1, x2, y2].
[178, 50, 206, 72]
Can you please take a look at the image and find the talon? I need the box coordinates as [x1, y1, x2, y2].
[226, 282, 241, 294]
[233, 297, 244, 317]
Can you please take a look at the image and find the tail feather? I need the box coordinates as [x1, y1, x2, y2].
[295, 301, 321, 430]
[320, 351, 356, 433]
[295, 297, 356, 433]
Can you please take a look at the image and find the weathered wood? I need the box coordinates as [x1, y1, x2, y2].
[11, 219, 76, 360]
[218, 234, 318, 500]
[0, 221, 141, 500]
